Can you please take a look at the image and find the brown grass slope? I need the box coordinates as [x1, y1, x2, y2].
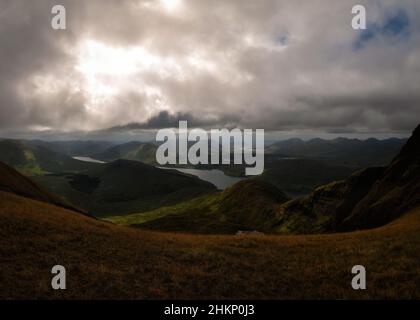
[1, 189, 420, 299]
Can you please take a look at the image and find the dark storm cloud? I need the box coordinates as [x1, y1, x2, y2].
[0, 0, 420, 135]
[107, 110, 239, 131]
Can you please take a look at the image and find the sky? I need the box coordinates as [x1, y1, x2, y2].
[0, 0, 420, 139]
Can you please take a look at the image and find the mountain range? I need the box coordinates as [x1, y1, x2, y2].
[0, 136, 406, 199]
[1, 125, 419, 298]
[110, 124, 420, 235]
[0, 129, 416, 229]
[266, 137, 406, 167]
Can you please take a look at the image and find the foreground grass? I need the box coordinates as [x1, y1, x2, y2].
[1, 190, 420, 299]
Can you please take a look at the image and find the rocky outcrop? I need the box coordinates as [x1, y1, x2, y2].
[272, 123, 420, 234]
[273, 167, 384, 234]
[342, 124, 420, 230]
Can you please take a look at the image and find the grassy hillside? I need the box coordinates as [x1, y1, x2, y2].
[108, 167, 381, 235]
[93, 141, 158, 164]
[34, 159, 217, 217]
[0, 140, 45, 175]
[0, 139, 97, 175]
[108, 180, 289, 234]
[273, 167, 385, 234]
[0, 161, 82, 213]
[1, 189, 419, 299]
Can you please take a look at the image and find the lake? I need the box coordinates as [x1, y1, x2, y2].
[158, 167, 244, 190]
[73, 156, 106, 164]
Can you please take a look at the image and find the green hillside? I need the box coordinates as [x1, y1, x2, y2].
[0, 161, 82, 213]
[0, 139, 97, 175]
[108, 180, 289, 234]
[93, 141, 158, 164]
[273, 167, 385, 234]
[34, 159, 217, 217]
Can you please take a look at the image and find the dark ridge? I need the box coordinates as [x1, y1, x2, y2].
[343, 123, 420, 229]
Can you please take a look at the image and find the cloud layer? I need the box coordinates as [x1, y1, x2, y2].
[1, 0, 420, 134]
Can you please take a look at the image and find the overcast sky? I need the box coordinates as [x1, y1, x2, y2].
[0, 0, 419, 138]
